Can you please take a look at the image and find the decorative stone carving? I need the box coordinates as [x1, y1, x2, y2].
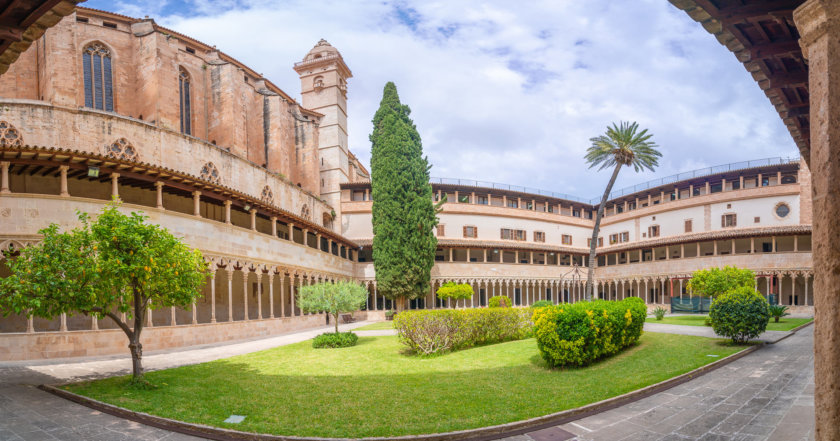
[104, 138, 138, 161]
[200, 162, 221, 185]
[0, 121, 22, 147]
[260, 185, 274, 205]
[301, 204, 311, 220]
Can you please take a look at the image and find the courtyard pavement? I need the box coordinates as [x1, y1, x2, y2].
[0, 321, 814, 441]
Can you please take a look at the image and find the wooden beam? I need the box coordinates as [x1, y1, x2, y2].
[715, 1, 800, 22]
[769, 71, 808, 89]
[749, 40, 802, 60]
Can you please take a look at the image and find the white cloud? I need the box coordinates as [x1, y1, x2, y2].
[92, 0, 799, 200]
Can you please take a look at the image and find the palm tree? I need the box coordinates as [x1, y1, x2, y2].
[584, 121, 661, 300]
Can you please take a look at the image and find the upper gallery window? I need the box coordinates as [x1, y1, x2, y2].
[179, 68, 192, 135]
[83, 43, 114, 111]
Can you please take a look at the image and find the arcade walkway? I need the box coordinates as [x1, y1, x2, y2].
[0, 322, 814, 441]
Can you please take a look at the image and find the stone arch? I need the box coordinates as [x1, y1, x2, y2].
[104, 138, 138, 161]
[0, 120, 23, 147]
[200, 162, 221, 185]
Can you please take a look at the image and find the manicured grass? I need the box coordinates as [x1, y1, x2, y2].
[646, 314, 813, 331]
[352, 321, 394, 331]
[65, 333, 746, 438]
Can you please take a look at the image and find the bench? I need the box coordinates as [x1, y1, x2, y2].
[340, 313, 356, 324]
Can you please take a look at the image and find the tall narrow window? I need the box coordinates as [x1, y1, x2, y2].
[83, 43, 113, 111]
[179, 68, 191, 135]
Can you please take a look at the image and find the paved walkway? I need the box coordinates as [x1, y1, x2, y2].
[0, 321, 814, 441]
[643, 322, 791, 342]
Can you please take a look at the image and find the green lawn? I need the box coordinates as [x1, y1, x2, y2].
[65, 333, 746, 438]
[353, 321, 394, 331]
[646, 315, 813, 331]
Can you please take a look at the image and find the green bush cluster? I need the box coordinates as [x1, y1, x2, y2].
[312, 332, 359, 348]
[531, 300, 553, 308]
[533, 298, 647, 367]
[652, 306, 666, 320]
[709, 286, 770, 343]
[393, 308, 533, 355]
[488, 295, 512, 308]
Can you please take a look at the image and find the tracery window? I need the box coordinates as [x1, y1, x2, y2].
[179, 68, 191, 135]
[105, 138, 137, 161]
[0, 121, 23, 147]
[83, 43, 114, 111]
[200, 162, 221, 185]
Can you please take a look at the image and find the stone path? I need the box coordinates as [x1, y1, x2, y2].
[0, 321, 814, 441]
[643, 322, 791, 342]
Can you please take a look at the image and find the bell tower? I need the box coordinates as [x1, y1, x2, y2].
[294, 39, 352, 224]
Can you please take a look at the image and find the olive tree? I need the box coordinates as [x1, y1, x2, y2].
[436, 281, 474, 307]
[687, 266, 755, 297]
[0, 203, 208, 382]
[298, 281, 368, 333]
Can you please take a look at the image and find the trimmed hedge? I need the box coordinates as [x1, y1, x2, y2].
[312, 332, 359, 348]
[709, 286, 770, 343]
[488, 295, 512, 308]
[533, 297, 646, 367]
[393, 308, 533, 355]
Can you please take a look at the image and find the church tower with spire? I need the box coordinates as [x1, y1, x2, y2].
[294, 39, 353, 225]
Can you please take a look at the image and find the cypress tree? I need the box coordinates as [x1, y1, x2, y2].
[370, 82, 438, 311]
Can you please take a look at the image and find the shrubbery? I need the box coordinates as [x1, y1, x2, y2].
[488, 295, 512, 308]
[709, 286, 770, 343]
[393, 308, 533, 355]
[312, 332, 359, 348]
[533, 298, 647, 367]
[531, 300, 553, 308]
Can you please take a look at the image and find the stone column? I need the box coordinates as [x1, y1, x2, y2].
[0, 161, 9, 194]
[227, 267, 234, 322]
[155, 182, 164, 209]
[291, 274, 297, 316]
[191, 302, 197, 324]
[271, 217, 277, 237]
[224, 200, 232, 224]
[250, 209, 257, 231]
[146, 306, 153, 327]
[255, 272, 263, 319]
[26, 314, 33, 333]
[645, 279, 649, 303]
[110, 173, 120, 200]
[170, 306, 176, 326]
[60, 313, 67, 332]
[91, 315, 98, 331]
[268, 272, 275, 318]
[280, 273, 286, 318]
[210, 270, 216, 323]
[805, 273, 810, 306]
[193, 191, 201, 217]
[59, 165, 69, 197]
[242, 269, 250, 320]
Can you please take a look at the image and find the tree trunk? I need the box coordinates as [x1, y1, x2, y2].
[129, 338, 143, 379]
[335, 312, 340, 334]
[395, 296, 407, 312]
[586, 163, 623, 301]
[130, 287, 146, 380]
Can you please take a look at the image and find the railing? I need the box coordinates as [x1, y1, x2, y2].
[429, 156, 799, 207]
[293, 53, 344, 67]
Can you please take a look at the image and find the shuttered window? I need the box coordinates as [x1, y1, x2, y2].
[722, 214, 737, 228]
[463, 226, 477, 238]
[83, 43, 114, 111]
[179, 68, 191, 135]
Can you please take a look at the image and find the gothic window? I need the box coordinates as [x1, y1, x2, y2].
[179, 68, 191, 135]
[105, 138, 138, 161]
[83, 43, 114, 111]
[260, 185, 274, 204]
[200, 162, 221, 185]
[0, 121, 23, 147]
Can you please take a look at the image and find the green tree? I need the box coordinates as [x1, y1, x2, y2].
[297, 281, 368, 334]
[584, 121, 661, 300]
[370, 82, 439, 311]
[687, 266, 755, 297]
[436, 281, 474, 306]
[0, 203, 208, 381]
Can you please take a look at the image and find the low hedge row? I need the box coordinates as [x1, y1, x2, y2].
[393, 308, 533, 355]
[533, 297, 646, 367]
[312, 331, 358, 348]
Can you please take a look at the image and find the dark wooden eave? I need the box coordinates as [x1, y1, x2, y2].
[0, 0, 82, 75]
[669, 0, 811, 163]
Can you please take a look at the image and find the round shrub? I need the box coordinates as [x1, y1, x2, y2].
[709, 286, 770, 343]
[531, 300, 553, 308]
[488, 295, 512, 308]
[533, 297, 647, 367]
[312, 332, 358, 348]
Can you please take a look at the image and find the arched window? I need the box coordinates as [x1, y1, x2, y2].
[83, 43, 113, 111]
[179, 68, 191, 135]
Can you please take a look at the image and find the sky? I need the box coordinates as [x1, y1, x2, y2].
[83, 0, 800, 200]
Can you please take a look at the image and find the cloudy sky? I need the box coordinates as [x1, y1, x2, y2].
[85, 0, 799, 200]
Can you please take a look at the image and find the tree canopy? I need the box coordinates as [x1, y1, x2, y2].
[0, 203, 208, 381]
[370, 82, 439, 310]
[687, 266, 756, 297]
[436, 282, 474, 302]
[298, 281, 368, 334]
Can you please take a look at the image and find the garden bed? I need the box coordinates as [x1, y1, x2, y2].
[64, 333, 747, 438]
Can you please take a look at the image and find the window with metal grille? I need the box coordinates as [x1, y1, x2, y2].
[179, 68, 191, 135]
[83, 43, 113, 111]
